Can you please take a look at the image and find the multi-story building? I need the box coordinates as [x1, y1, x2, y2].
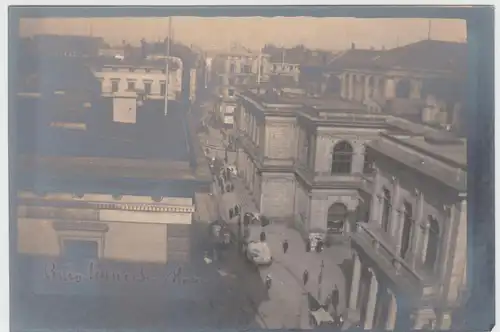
[14, 52, 212, 301]
[211, 45, 270, 109]
[328, 40, 466, 135]
[233, 86, 468, 330]
[90, 57, 183, 124]
[346, 131, 467, 330]
[233, 87, 416, 234]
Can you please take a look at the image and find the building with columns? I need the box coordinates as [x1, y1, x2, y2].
[346, 131, 467, 330]
[325, 40, 466, 135]
[233, 87, 421, 237]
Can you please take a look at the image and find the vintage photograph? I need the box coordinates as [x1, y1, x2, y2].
[11, 13, 475, 331]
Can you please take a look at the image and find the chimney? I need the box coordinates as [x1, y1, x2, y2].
[351, 43, 356, 50]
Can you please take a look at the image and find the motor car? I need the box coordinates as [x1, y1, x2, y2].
[245, 241, 273, 266]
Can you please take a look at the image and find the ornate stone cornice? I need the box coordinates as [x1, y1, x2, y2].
[96, 202, 195, 213]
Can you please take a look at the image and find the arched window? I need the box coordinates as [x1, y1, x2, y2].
[327, 203, 348, 234]
[424, 216, 440, 271]
[331, 141, 353, 174]
[400, 202, 413, 259]
[381, 189, 392, 232]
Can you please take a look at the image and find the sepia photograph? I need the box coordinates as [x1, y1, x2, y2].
[7, 7, 495, 332]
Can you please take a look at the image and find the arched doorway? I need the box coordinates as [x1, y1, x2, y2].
[395, 79, 411, 99]
[327, 202, 348, 234]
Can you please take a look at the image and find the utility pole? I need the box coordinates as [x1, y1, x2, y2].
[164, 16, 172, 116]
[427, 19, 432, 40]
[257, 48, 262, 85]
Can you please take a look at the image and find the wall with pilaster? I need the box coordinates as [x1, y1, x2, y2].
[264, 117, 297, 160]
[260, 173, 295, 219]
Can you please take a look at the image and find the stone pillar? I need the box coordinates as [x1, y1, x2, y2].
[364, 76, 371, 101]
[369, 170, 381, 223]
[386, 290, 398, 330]
[340, 74, 347, 99]
[349, 253, 362, 310]
[348, 74, 354, 100]
[364, 268, 379, 330]
[389, 179, 401, 237]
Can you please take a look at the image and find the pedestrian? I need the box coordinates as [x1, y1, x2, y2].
[305, 238, 311, 252]
[332, 285, 340, 315]
[265, 274, 272, 289]
[282, 239, 289, 254]
[303, 270, 309, 286]
[316, 239, 324, 253]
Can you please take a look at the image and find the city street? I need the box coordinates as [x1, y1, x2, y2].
[196, 127, 352, 328]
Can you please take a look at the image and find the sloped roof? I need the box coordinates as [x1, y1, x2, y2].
[364, 40, 467, 73]
[327, 49, 383, 71]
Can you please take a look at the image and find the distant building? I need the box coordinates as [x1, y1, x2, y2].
[211, 44, 271, 127]
[346, 131, 467, 330]
[30, 34, 104, 58]
[325, 40, 467, 135]
[90, 57, 183, 123]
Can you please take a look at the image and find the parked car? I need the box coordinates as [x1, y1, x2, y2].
[309, 308, 335, 327]
[245, 241, 273, 266]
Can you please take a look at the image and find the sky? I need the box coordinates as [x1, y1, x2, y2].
[19, 17, 467, 51]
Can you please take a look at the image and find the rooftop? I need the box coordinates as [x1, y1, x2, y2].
[239, 89, 366, 113]
[367, 133, 467, 192]
[16, 98, 191, 162]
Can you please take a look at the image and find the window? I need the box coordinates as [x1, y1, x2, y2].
[424, 216, 440, 271]
[228, 89, 235, 97]
[144, 82, 152, 95]
[229, 63, 236, 73]
[111, 80, 119, 93]
[331, 141, 353, 174]
[160, 81, 166, 96]
[381, 189, 392, 232]
[127, 81, 136, 91]
[327, 203, 348, 234]
[400, 202, 413, 259]
[242, 65, 252, 74]
[63, 240, 99, 261]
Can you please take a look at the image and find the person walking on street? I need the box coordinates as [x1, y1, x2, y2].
[316, 239, 324, 253]
[331, 285, 340, 315]
[305, 238, 311, 252]
[303, 270, 309, 286]
[282, 239, 289, 254]
[265, 274, 272, 290]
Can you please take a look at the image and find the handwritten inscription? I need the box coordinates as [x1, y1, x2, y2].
[44, 262, 205, 285]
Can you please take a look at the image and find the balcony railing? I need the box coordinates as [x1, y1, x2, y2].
[353, 222, 423, 289]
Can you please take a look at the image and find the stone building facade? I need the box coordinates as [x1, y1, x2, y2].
[346, 132, 467, 330]
[17, 192, 195, 264]
[233, 88, 416, 236]
[326, 40, 466, 135]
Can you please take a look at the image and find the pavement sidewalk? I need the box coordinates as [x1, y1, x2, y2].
[213, 175, 352, 328]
